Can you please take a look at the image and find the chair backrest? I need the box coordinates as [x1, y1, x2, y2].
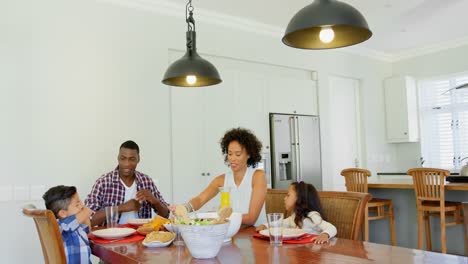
[407, 168, 449, 205]
[23, 208, 66, 264]
[265, 189, 289, 217]
[340, 168, 371, 193]
[319, 191, 372, 240]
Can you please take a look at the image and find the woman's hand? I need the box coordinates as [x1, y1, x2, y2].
[255, 224, 267, 232]
[312, 233, 330, 244]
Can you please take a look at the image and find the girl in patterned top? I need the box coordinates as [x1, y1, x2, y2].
[256, 181, 337, 244]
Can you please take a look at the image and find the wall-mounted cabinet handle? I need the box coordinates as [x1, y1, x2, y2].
[207, 172, 210, 176]
[403, 132, 408, 135]
[201, 173, 205, 176]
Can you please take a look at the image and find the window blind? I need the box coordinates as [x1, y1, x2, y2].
[419, 73, 468, 170]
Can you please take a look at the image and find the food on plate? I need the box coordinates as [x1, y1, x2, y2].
[137, 215, 171, 234]
[144, 231, 175, 243]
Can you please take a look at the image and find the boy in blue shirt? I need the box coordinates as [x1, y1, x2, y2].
[43, 185, 93, 264]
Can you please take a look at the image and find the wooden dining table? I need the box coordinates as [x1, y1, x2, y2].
[91, 227, 468, 263]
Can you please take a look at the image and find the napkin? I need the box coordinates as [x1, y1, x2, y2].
[253, 232, 317, 244]
[88, 233, 145, 244]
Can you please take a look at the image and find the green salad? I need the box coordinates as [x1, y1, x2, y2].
[175, 218, 216, 225]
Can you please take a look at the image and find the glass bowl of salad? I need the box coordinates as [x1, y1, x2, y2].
[177, 218, 230, 259]
[189, 212, 242, 243]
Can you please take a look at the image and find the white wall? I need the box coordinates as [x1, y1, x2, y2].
[1, 0, 392, 262]
[390, 44, 468, 171]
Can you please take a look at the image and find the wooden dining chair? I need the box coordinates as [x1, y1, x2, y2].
[265, 189, 290, 217]
[407, 168, 467, 254]
[23, 208, 67, 264]
[319, 191, 372, 240]
[341, 168, 396, 245]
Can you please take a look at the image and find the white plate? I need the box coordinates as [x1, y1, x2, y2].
[92, 227, 136, 239]
[143, 234, 175, 248]
[259, 228, 307, 239]
[127, 218, 152, 226]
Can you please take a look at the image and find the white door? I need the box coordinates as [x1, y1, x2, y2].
[199, 70, 235, 211]
[170, 85, 204, 204]
[328, 76, 361, 191]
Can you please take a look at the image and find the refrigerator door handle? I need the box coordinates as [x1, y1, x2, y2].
[289, 117, 298, 182]
[295, 116, 302, 182]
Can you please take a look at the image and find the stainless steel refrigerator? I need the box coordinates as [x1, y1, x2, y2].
[269, 113, 322, 190]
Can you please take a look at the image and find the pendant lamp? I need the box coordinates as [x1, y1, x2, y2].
[282, 0, 372, 49]
[162, 0, 221, 87]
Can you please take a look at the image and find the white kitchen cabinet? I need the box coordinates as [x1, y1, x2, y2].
[268, 78, 318, 115]
[234, 72, 269, 149]
[384, 76, 419, 143]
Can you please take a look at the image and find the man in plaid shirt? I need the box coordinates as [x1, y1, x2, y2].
[85, 140, 169, 226]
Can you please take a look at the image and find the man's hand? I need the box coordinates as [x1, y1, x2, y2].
[119, 199, 141, 212]
[136, 189, 158, 205]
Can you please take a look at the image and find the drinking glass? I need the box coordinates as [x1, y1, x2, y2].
[219, 187, 231, 209]
[105, 206, 119, 229]
[267, 213, 284, 246]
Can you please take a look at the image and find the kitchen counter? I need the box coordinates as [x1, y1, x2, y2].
[368, 176, 468, 190]
[366, 176, 468, 255]
[377, 172, 460, 176]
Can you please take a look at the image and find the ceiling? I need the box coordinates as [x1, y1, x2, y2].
[186, 0, 468, 60]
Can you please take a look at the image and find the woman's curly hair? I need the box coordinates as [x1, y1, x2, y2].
[220, 127, 263, 168]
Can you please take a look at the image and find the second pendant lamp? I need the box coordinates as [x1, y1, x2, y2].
[162, 0, 221, 87]
[282, 0, 372, 49]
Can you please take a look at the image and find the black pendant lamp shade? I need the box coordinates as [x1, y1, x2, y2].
[282, 0, 372, 49]
[162, 1, 221, 87]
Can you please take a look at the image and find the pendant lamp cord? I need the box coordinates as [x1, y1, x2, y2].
[186, 0, 195, 32]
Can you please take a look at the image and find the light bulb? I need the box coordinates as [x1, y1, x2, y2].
[319, 27, 334, 43]
[186, 75, 197, 85]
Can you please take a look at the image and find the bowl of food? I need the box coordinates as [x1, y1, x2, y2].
[190, 212, 242, 243]
[177, 219, 230, 259]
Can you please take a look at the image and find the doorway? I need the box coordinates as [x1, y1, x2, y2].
[328, 76, 362, 191]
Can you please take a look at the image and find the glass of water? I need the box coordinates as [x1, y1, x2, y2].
[267, 213, 284, 246]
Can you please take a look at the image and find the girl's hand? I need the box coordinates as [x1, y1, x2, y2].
[312, 233, 330, 244]
[255, 224, 267, 231]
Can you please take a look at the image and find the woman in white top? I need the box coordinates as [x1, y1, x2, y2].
[256, 181, 337, 244]
[174, 128, 267, 226]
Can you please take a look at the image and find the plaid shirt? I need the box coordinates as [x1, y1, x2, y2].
[85, 167, 168, 224]
[58, 215, 91, 264]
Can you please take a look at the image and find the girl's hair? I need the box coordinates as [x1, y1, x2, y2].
[291, 181, 325, 228]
